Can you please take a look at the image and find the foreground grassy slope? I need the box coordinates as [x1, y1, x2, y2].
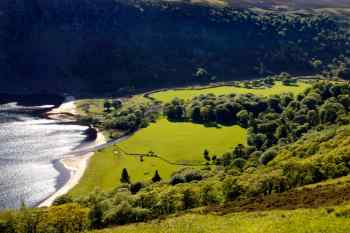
[151, 82, 311, 102]
[91, 207, 350, 233]
[69, 147, 180, 196]
[70, 119, 246, 196]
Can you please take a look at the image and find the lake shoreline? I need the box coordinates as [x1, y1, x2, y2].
[38, 97, 106, 207]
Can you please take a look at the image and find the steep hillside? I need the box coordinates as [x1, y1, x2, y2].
[0, 0, 349, 94]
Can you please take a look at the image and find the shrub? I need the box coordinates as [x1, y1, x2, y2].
[37, 203, 90, 233]
[53, 195, 73, 206]
[102, 201, 150, 225]
[130, 182, 144, 194]
[200, 183, 221, 205]
[156, 189, 183, 214]
[259, 149, 278, 165]
[181, 188, 200, 209]
[170, 175, 186, 186]
[335, 207, 350, 218]
[152, 170, 162, 183]
[232, 158, 246, 170]
[184, 170, 203, 183]
[223, 177, 243, 201]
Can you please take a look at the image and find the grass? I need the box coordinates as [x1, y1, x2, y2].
[75, 99, 105, 116]
[119, 118, 246, 163]
[150, 81, 311, 103]
[70, 119, 246, 196]
[69, 147, 180, 196]
[90, 208, 350, 233]
[75, 95, 151, 116]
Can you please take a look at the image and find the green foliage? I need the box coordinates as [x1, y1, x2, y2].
[53, 195, 73, 206]
[223, 176, 243, 201]
[37, 204, 90, 233]
[120, 168, 131, 184]
[130, 182, 144, 194]
[152, 170, 162, 183]
[259, 149, 278, 165]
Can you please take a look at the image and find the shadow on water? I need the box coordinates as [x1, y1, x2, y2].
[0, 93, 64, 107]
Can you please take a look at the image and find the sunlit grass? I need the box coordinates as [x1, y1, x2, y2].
[90, 208, 350, 233]
[151, 82, 311, 103]
[70, 118, 246, 196]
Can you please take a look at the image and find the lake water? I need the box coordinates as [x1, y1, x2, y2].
[0, 103, 88, 209]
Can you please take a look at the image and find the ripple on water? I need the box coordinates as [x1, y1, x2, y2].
[0, 104, 88, 209]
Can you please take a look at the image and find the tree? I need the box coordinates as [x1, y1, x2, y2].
[307, 110, 319, 126]
[164, 98, 185, 121]
[337, 64, 350, 80]
[195, 67, 209, 80]
[259, 149, 278, 165]
[200, 106, 210, 122]
[170, 175, 185, 186]
[320, 100, 345, 124]
[112, 99, 122, 109]
[203, 149, 210, 161]
[190, 106, 202, 122]
[311, 59, 323, 71]
[152, 170, 162, 183]
[275, 125, 288, 140]
[120, 168, 130, 184]
[89, 203, 103, 229]
[130, 182, 144, 194]
[237, 110, 249, 127]
[233, 144, 246, 159]
[37, 204, 90, 233]
[182, 188, 199, 209]
[223, 177, 242, 201]
[104, 101, 112, 112]
[248, 133, 267, 150]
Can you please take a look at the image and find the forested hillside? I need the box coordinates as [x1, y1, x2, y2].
[0, 0, 350, 94]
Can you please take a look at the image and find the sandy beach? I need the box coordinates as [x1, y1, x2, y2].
[39, 97, 106, 207]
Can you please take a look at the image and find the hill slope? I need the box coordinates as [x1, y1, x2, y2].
[0, 0, 349, 94]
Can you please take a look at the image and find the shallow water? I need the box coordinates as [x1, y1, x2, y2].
[0, 103, 88, 209]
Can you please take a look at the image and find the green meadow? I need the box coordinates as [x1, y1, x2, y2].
[75, 95, 150, 116]
[151, 81, 311, 102]
[90, 207, 350, 233]
[70, 118, 246, 196]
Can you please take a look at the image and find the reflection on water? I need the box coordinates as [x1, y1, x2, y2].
[0, 103, 87, 209]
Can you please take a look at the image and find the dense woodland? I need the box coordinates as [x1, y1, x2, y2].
[1, 0, 350, 93]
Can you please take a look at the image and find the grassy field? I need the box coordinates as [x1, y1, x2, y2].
[150, 82, 311, 103]
[70, 118, 246, 196]
[90, 207, 350, 233]
[75, 99, 105, 116]
[75, 95, 151, 116]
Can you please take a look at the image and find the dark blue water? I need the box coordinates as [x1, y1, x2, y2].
[0, 103, 88, 209]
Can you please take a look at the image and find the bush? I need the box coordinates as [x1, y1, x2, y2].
[232, 158, 246, 170]
[53, 195, 73, 206]
[37, 203, 90, 233]
[130, 182, 144, 194]
[259, 149, 278, 165]
[181, 188, 200, 209]
[335, 207, 350, 218]
[184, 170, 203, 183]
[170, 175, 186, 186]
[223, 177, 243, 201]
[200, 183, 222, 205]
[102, 201, 150, 225]
[0, 220, 7, 233]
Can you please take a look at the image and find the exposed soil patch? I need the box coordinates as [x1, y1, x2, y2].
[206, 180, 350, 214]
